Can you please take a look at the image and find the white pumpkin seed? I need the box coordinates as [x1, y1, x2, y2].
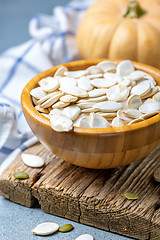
[50, 113, 73, 132]
[60, 94, 78, 103]
[79, 116, 91, 128]
[153, 92, 160, 102]
[124, 70, 145, 81]
[90, 77, 116, 88]
[131, 80, 151, 97]
[37, 91, 60, 105]
[77, 102, 94, 109]
[63, 106, 81, 120]
[60, 85, 88, 98]
[139, 111, 159, 120]
[77, 95, 107, 104]
[21, 153, 44, 168]
[81, 108, 98, 113]
[128, 118, 144, 125]
[112, 117, 125, 127]
[73, 114, 89, 127]
[41, 92, 64, 108]
[141, 86, 158, 99]
[104, 72, 121, 83]
[124, 109, 142, 119]
[139, 102, 160, 114]
[117, 60, 135, 77]
[117, 110, 132, 122]
[77, 76, 93, 91]
[39, 77, 59, 92]
[75, 234, 94, 240]
[96, 112, 117, 119]
[87, 73, 103, 79]
[90, 113, 110, 128]
[127, 95, 142, 109]
[52, 101, 70, 109]
[30, 87, 46, 99]
[87, 66, 103, 75]
[35, 105, 49, 114]
[107, 84, 129, 102]
[97, 61, 116, 73]
[32, 222, 59, 236]
[93, 101, 122, 112]
[54, 66, 68, 77]
[88, 88, 107, 97]
[64, 70, 88, 78]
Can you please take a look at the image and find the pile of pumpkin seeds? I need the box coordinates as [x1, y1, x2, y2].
[30, 60, 160, 132]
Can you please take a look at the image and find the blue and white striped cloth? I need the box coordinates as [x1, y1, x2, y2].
[0, 0, 96, 173]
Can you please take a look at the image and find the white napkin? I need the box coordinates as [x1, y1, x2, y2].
[0, 0, 96, 171]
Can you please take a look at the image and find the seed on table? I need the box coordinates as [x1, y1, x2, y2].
[59, 224, 73, 232]
[21, 153, 45, 168]
[14, 172, 29, 179]
[32, 222, 59, 235]
[153, 167, 160, 182]
[75, 234, 94, 240]
[124, 192, 138, 200]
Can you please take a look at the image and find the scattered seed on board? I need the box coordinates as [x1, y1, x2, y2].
[59, 224, 73, 232]
[21, 153, 45, 168]
[32, 222, 59, 236]
[14, 172, 29, 179]
[124, 192, 138, 200]
[153, 167, 160, 182]
[75, 234, 94, 240]
[31, 60, 160, 132]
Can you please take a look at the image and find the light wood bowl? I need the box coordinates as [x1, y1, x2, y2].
[21, 59, 160, 169]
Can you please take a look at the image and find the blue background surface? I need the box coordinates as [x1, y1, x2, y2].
[0, 1, 134, 239]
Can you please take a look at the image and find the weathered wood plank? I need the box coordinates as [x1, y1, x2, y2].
[0, 142, 160, 239]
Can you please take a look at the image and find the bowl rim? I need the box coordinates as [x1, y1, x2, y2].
[21, 59, 160, 135]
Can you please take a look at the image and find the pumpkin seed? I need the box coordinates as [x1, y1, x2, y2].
[112, 117, 125, 127]
[60, 94, 78, 103]
[117, 60, 135, 77]
[93, 101, 122, 112]
[107, 84, 129, 102]
[127, 95, 142, 109]
[88, 88, 107, 97]
[139, 102, 160, 114]
[90, 113, 110, 128]
[75, 234, 94, 240]
[77, 76, 93, 91]
[14, 172, 29, 179]
[52, 101, 70, 109]
[63, 106, 81, 120]
[40, 77, 59, 92]
[90, 77, 116, 88]
[97, 60, 116, 73]
[153, 92, 160, 102]
[21, 153, 44, 168]
[50, 113, 73, 132]
[32, 222, 59, 235]
[30, 87, 46, 99]
[153, 167, 160, 182]
[64, 70, 87, 78]
[59, 224, 73, 232]
[87, 66, 103, 75]
[124, 192, 138, 200]
[131, 80, 151, 97]
[54, 66, 68, 77]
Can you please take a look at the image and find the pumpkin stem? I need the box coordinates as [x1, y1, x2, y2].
[123, 1, 146, 18]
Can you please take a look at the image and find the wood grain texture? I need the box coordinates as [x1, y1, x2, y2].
[0, 142, 160, 240]
[21, 59, 160, 169]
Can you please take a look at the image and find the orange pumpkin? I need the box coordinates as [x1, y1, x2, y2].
[76, 0, 160, 68]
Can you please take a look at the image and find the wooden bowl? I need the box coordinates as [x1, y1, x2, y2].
[21, 59, 160, 169]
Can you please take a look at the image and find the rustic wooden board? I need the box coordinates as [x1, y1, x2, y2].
[0, 143, 160, 240]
